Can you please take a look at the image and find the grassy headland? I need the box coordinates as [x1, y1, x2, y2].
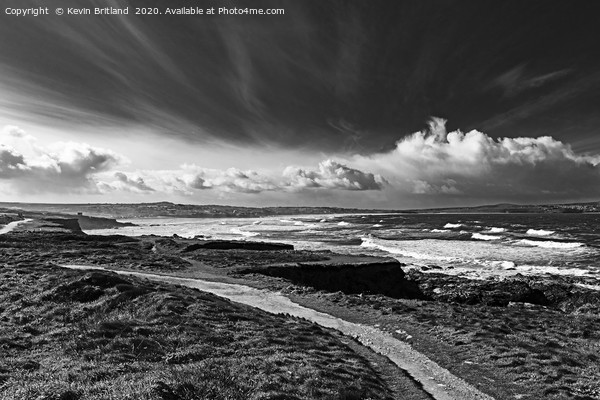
[0, 260, 393, 399]
[1, 215, 599, 399]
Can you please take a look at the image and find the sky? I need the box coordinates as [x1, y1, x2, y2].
[1, 0, 600, 209]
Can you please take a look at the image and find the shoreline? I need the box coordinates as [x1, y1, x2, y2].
[1, 222, 599, 399]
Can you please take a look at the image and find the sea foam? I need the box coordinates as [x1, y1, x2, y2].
[360, 238, 455, 261]
[516, 239, 583, 249]
[472, 233, 502, 241]
[526, 229, 554, 236]
[443, 223, 462, 228]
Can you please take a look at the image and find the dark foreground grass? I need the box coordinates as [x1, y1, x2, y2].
[0, 264, 393, 400]
[271, 285, 600, 400]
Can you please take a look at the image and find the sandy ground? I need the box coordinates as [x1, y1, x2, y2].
[63, 264, 494, 400]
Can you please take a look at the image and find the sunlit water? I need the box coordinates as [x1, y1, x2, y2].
[87, 213, 600, 280]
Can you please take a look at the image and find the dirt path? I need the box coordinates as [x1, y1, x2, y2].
[0, 219, 32, 234]
[62, 265, 494, 400]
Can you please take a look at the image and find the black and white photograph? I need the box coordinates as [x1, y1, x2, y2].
[1, 0, 599, 398]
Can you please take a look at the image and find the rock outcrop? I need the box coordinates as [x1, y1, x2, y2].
[183, 240, 293, 252]
[76, 215, 136, 230]
[409, 270, 600, 313]
[241, 258, 427, 300]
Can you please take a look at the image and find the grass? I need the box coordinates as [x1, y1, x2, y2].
[0, 260, 393, 399]
[5, 230, 598, 399]
[269, 285, 600, 400]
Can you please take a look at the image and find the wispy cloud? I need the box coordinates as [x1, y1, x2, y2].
[487, 64, 572, 97]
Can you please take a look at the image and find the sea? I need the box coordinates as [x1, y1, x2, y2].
[87, 213, 600, 282]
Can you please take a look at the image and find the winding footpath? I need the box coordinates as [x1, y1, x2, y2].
[0, 219, 32, 235]
[63, 265, 494, 400]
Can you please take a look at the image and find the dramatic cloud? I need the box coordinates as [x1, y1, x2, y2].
[0, 126, 123, 193]
[283, 160, 386, 191]
[117, 161, 385, 196]
[355, 118, 600, 202]
[2, 2, 599, 153]
[6, 120, 600, 207]
[98, 172, 155, 193]
[179, 166, 278, 194]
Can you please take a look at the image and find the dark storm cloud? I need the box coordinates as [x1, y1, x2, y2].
[1, 0, 600, 152]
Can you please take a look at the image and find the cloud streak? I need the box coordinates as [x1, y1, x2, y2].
[2, 2, 599, 153]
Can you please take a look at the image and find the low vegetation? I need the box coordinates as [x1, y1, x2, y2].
[0, 263, 393, 399]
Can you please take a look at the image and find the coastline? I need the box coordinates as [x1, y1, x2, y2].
[1, 219, 599, 399]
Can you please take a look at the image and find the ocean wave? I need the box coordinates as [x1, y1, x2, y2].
[487, 227, 506, 233]
[526, 228, 554, 236]
[431, 229, 450, 233]
[575, 283, 600, 291]
[514, 265, 593, 277]
[443, 223, 462, 228]
[372, 224, 383, 227]
[229, 228, 259, 238]
[515, 239, 583, 249]
[360, 238, 455, 261]
[488, 260, 517, 269]
[471, 261, 595, 278]
[472, 233, 502, 241]
[337, 221, 350, 226]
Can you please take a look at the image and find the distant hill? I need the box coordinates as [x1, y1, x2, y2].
[416, 202, 598, 214]
[1, 200, 598, 220]
[0, 202, 406, 219]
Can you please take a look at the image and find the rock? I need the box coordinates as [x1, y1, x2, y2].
[242, 259, 427, 300]
[76, 215, 135, 230]
[408, 270, 600, 312]
[182, 240, 293, 252]
[41, 218, 84, 233]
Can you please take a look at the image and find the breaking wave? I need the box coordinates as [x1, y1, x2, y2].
[444, 223, 462, 228]
[515, 239, 583, 249]
[526, 229, 555, 236]
[229, 227, 259, 238]
[472, 233, 502, 241]
[360, 237, 455, 261]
